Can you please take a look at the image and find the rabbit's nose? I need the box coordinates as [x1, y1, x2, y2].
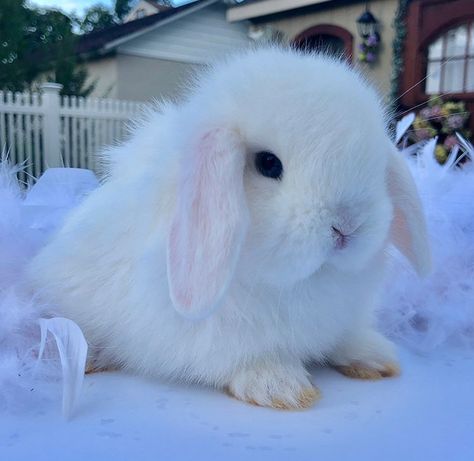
[331, 226, 349, 250]
[331, 220, 361, 249]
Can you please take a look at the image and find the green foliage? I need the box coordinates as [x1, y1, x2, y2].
[80, 4, 117, 34]
[0, 0, 32, 90]
[114, 0, 133, 21]
[0, 0, 176, 96]
[390, 0, 410, 107]
[0, 0, 94, 96]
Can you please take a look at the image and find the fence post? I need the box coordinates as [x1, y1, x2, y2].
[41, 82, 63, 168]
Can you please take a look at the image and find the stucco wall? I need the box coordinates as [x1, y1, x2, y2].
[261, 0, 399, 99]
[84, 56, 118, 99]
[116, 53, 202, 102]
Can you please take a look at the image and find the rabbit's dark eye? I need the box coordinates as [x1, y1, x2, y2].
[254, 151, 283, 180]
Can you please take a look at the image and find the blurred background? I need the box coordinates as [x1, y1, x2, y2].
[1, 0, 472, 175]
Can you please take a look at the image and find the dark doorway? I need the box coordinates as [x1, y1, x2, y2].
[293, 25, 353, 61]
[297, 33, 346, 56]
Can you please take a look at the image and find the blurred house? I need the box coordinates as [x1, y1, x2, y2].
[76, 0, 250, 101]
[228, 0, 398, 95]
[77, 0, 474, 132]
[227, 0, 474, 132]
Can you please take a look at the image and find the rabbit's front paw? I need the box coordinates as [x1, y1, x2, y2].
[226, 360, 320, 410]
[334, 362, 400, 380]
[330, 330, 400, 380]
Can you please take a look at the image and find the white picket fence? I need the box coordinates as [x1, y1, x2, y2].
[0, 83, 145, 182]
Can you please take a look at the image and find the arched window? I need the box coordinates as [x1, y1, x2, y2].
[293, 25, 353, 60]
[401, 0, 474, 135]
[426, 22, 474, 94]
[298, 34, 346, 56]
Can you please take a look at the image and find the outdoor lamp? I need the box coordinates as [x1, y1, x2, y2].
[356, 8, 379, 39]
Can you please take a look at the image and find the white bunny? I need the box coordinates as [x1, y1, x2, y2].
[27, 47, 431, 409]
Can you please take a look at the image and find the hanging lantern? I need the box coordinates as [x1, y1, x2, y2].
[357, 6, 381, 64]
[356, 9, 379, 39]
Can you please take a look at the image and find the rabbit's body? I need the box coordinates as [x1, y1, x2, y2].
[28, 48, 429, 408]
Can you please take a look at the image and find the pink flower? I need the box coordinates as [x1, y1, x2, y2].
[430, 105, 443, 119]
[419, 107, 432, 120]
[416, 128, 432, 141]
[366, 34, 378, 47]
[366, 52, 376, 63]
[446, 114, 465, 130]
[444, 135, 458, 149]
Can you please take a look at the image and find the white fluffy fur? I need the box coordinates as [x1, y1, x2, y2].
[24, 48, 430, 408]
[380, 138, 474, 351]
[23, 49, 430, 405]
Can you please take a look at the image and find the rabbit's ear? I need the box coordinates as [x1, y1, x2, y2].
[167, 128, 249, 319]
[387, 147, 431, 276]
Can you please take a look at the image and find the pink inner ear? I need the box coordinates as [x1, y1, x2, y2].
[167, 128, 248, 319]
[387, 150, 431, 276]
[391, 209, 415, 264]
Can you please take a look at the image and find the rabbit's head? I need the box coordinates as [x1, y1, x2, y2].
[167, 48, 430, 319]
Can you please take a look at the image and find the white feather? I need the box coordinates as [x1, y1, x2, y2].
[395, 112, 416, 144]
[380, 134, 474, 351]
[38, 317, 88, 419]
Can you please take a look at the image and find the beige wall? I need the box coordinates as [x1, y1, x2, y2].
[116, 53, 203, 102]
[84, 56, 118, 98]
[262, 0, 399, 99]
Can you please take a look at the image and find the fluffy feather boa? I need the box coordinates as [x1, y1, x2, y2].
[1, 125, 473, 415]
[380, 133, 474, 351]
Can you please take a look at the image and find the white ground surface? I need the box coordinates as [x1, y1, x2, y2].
[1, 347, 473, 461]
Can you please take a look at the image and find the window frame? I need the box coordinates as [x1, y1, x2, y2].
[425, 22, 474, 95]
[401, 0, 474, 107]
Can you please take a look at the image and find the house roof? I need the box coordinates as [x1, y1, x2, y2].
[76, 0, 219, 57]
[227, 0, 363, 23]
